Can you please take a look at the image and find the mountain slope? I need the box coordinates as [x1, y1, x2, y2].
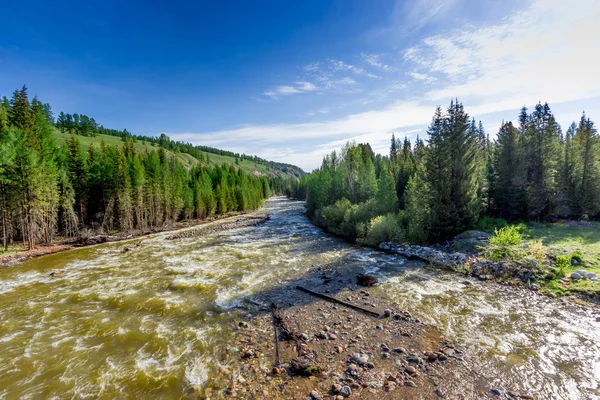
[52, 128, 304, 178]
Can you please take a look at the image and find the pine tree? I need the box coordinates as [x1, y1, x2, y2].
[423, 101, 481, 241]
[573, 114, 600, 217]
[65, 131, 88, 224]
[522, 103, 561, 219]
[492, 122, 526, 220]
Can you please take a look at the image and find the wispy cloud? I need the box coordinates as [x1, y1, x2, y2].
[328, 59, 380, 79]
[263, 81, 317, 99]
[181, 0, 600, 171]
[409, 72, 436, 83]
[360, 53, 394, 71]
[404, 0, 600, 106]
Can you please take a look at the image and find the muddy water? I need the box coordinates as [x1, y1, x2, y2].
[0, 197, 598, 399]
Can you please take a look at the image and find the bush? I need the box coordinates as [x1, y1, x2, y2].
[555, 255, 570, 278]
[476, 216, 508, 232]
[320, 198, 352, 227]
[571, 250, 584, 265]
[489, 225, 523, 247]
[363, 214, 402, 246]
[486, 225, 523, 261]
[527, 239, 546, 262]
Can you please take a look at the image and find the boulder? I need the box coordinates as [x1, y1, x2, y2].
[357, 274, 378, 287]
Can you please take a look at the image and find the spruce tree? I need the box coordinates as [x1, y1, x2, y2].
[492, 122, 526, 220]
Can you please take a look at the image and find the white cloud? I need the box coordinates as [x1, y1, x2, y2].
[328, 59, 380, 79]
[409, 72, 436, 83]
[263, 81, 317, 99]
[404, 0, 600, 108]
[177, 0, 600, 171]
[361, 53, 394, 71]
[168, 100, 435, 170]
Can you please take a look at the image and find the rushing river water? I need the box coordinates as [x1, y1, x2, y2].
[0, 197, 599, 399]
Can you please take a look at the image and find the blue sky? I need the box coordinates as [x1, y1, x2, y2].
[1, 0, 599, 171]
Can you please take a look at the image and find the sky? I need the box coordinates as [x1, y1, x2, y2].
[1, 0, 599, 171]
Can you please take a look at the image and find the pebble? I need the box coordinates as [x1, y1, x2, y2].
[393, 347, 407, 354]
[405, 380, 417, 387]
[435, 388, 444, 397]
[376, 325, 384, 330]
[328, 334, 338, 340]
[309, 390, 322, 400]
[336, 346, 343, 353]
[339, 386, 352, 397]
[462, 280, 473, 286]
[405, 365, 416, 374]
[331, 384, 342, 394]
[365, 362, 375, 369]
[490, 388, 502, 396]
[384, 309, 393, 317]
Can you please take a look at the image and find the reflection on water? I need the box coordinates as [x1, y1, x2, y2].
[0, 197, 598, 399]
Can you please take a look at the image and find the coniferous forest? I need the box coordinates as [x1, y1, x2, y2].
[0, 86, 272, 251]
[290, 100, 599, 246]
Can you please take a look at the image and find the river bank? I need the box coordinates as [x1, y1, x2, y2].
[0, 211, 269, 269]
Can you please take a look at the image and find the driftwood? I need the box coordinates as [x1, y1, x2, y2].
[271, 304, 301, 341]
[270, 304, 321, 374]
[296, 286, 381, 317]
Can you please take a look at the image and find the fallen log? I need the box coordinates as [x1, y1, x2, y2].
[296, 286, 381, 317]
[271, 304, 300, 341]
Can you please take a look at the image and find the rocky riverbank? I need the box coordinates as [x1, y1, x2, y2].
[193, 264, 542, 400]
[377, 236, 599, 302]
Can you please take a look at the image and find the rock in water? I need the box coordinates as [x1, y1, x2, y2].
[357, 274, 378, 286]
[291, 355, 321, 376]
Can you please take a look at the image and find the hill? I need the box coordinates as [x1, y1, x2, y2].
[51, 128, 304, 179]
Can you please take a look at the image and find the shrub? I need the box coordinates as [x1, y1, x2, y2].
[476, 216, 508, 232]
[555, 255, 570, 278]
[527, 239, 546, 262]
[571, 250, 584, 265]
[321, 198, 352, 227]
[363, 214, 402, 246]
[489, 225, 523, 247]
[486, 225, 523, 261]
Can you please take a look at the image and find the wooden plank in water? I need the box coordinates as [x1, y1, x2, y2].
[295, 286, 381, 318]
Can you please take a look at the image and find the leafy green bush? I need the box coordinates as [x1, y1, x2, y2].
[515, 222, 532, 237]
[486, 225, 523, 261]
[363, 214, 402, 246]
[571, 250, 584, 265]
[489, 225, 523, 247]
[321, 198, 352, 226]
[555, 255, 570, 278]
[476, 216, 508, 232]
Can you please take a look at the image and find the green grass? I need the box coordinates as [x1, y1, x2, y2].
[525, 221, 600, 297]
[52, 128, 286, 177]
[526, 221, 600, 271]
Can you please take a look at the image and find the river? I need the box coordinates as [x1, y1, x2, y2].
[0, 197, 598, 399]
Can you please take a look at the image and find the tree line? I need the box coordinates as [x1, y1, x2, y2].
[0, 85, 271, 251]
[292, 100, 599, 245]
[54, 112, 303, 178]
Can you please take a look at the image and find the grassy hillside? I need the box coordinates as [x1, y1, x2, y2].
[52, 128, 301, 178]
